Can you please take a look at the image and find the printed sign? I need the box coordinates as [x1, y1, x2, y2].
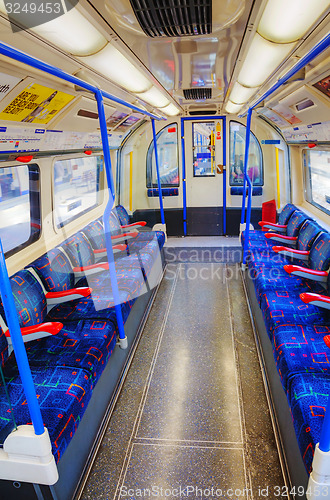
[0, 72, 21, 102]
[0, 83, 75, 124]
[313, 75, 330, 99]
[215, 121, 222, 141]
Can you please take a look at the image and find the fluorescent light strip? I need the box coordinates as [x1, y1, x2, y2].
[237, 33, 295, 88]
[161, 103, 181, 116]
[258, 0, 330, 43]
[136, 87, 170, 108]
[229, 82, 258, 104]
[79, 44, 152, 93]
[225, 101, 243, 114]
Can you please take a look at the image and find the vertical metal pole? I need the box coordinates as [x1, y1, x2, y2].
[222, 117, 227, 235]
[242, 108, 253, 266]
[181, 118, 187, 236]
[151, 119, 165, 225]
[319, 396, 330, 452]
[275, 147, 281, 209]
[0, 239, 44, 435]
[95, 90, 127, 348]
[129, 151, 133, 212]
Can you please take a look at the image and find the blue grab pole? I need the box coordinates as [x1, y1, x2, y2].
[181, 118, 187, 236]
[151, 119, 165, 226]
[319, 396, 330, 452]
[95, 90, 126, 345]
[242, 108, 253, 265]
[0, 239, 44, 435]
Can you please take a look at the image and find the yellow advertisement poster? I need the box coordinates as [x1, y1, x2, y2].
[0, 83, 75, 124]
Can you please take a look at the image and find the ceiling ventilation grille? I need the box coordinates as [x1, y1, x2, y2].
[129, 0, 212, 37]
[183, 88, 212, 100]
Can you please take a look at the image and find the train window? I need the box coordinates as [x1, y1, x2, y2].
[229, 121, 264, 186]
[0, 164, 40, 256]
[192, 122, 216, 177]
[146, 123, 179, 188]
[304, 149, 330, 215]
[53, 155, 102, 228]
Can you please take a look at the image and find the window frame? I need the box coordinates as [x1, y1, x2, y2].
[0, 163, 41, 258]
[146, 123, 179, 188]
[303, 147, 330, 216]
[229, 120, 264, 187]
[52, 153, 104, 230]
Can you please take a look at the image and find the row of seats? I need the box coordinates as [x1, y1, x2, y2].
[0, 205, 165, 464]
[243, 204, 330, 473]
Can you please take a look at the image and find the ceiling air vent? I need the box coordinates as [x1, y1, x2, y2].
[129, 0, 212, 37]
[183, 88, 212, 100]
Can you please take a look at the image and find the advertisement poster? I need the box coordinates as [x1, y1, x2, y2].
[115, 113, 143, 132]
[106, 110, 128, 128]
[0, 83, 75, 124]
[0, 72, 21, 102]
[272, 103, 302, 125]
[313, 74, 330, 99]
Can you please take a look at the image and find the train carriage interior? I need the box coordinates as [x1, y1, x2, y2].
[0, 0, 329, 499]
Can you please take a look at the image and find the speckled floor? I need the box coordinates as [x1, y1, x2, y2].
[81, 263, 285, 500]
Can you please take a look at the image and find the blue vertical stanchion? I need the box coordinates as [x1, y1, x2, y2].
[242, 108, 253, 266]
[0, 239, 44, 435]
[319, 396, 330, 452]
[181, 118, 187, 236]
[95, 90, 127, 348]
[151, 119, 165, 226]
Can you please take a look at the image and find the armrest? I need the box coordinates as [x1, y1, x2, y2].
[265, 233, 297, 245]
[93, 244, 127, 255]
[272, 246, 309, 261]
[300, 293, 330, 310]
[284, 265, 328, 282]
[73, 262, 109, 277]
[111, 232, 139, 243]
[46, 287, 92, 305]
[5, 322, 63, 343]
[259, 221, 287, 232]
[121, 221, 147, 230]
[323, 335, 330, 348]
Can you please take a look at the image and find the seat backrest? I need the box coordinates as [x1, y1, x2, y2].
[61, 232, 95, 268]
[82, 220, 105, 250]
[286, 211, 309, 237]
[28, 248, 75, 292]
[114, 205, 130, 226]
[4, 270, 47, 329]
[278, 204, 297, 225]
[297, 220, 322, 251]
[309, 232, 330, 271]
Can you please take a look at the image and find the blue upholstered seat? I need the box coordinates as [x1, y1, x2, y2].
[288, 373, 330, 474]
[272, 323, 330, 392]
[0, 365, 93, 464]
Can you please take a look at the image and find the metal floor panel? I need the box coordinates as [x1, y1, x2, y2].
[81, 263, 285, 500]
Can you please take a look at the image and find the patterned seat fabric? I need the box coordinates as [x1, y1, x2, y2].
[114, 204, 130, 225]
[27, 248, 75, 292]
[0, 365, 93, 464]
[278, 203, 297, 225]
[288, 373, 330, 474]
[272, 323, 330, 392]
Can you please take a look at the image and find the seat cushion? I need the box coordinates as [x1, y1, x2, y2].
[0, 365, 93, 463]
[309, 232, 330, 271]
[21, 320, 117, 386]
[114, 205, 130, 226]
[260, 288, 330, 337]
[272, 323, 330, 392]
[289, 373, 330, 474]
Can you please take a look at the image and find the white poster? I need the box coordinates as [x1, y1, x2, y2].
[0, 72, 21, 102]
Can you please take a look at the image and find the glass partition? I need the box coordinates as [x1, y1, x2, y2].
[304, 149, 330, 215]
[229, 121, 263, 186]
[146, 123, 179, 187]
[53, 155, 103, 228]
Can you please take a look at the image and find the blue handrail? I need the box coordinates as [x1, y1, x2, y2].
[151, 119, 165, 225]
[95, 90, 126, 344]
[242, 108, 253, 265]
[180, 118, 187, 236]
[0, 40, 163, 432]
[0, 239, 44, 435]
